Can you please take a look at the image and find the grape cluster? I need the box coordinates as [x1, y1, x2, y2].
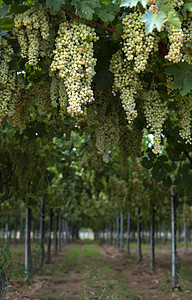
[50, 21, 99, 116]
[120, 88, 138, 123]
[50, 74, 68, 112]
[182, 16, 192, 64]
[166, 74, 175, 95]
[110, 49, 139, 123]
[0, 70, 25, 124]
[0, 70, 14, 121]
[0, 36, 14, 87]
[165, 0, 184, 8]
[108, 175, 128, 207]
[6, 75, 29, 129]
[10, 102, 29, 130]
[130, 161, 150, 209]
[177, 95, 192, 144]
[0, 36, 16, 123]
[86, 89, 120, 163]
[122, 12, 158, 73]
[13, 5, 53, 65]
[165, 24, 184, 63]
[35, 81, 52, 115]
[143, 89, 167, 154]
[148, 0, 158, 14]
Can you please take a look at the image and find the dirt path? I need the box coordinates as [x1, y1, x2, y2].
[5, 242, 192, 300]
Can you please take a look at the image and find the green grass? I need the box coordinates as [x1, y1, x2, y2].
[180, 266, 192, 283]
[7, 240, 192, 300]
[8, 242, 44, 280]
[67, 243, 100, 263]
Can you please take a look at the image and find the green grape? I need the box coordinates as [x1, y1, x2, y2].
[35, 81, 52, 115]
[86, 89, 119, 163]
[13, 4, 55, 65]
[0, 68, 19, 122]
[110, 49, 140, 123]
[0, 36, 13, 88]
[142, 89, 167, 154]
[9, 102, 29, 130]
[166, 74, 175, 95]
[165, 24, 184, 63]
[165, 0, 184, 8]
[177, 94, 192, 144]
[50, 21, 99, 116]
[122, 11, 158, 73]
[50, 74, 67, 113]
[147, 0, 158, 14]
[182, 16, 192, 64]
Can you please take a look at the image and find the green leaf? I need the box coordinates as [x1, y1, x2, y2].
[141, 10, 165, 32]
[0, 3, 9, 18]
[166, 10, 181, 28]
[152, 165, 166, 182]
[10, 4, 29, 14]
[141, 157, 153, 170]
[0, 17, 14, 30]
[181, 2, 192, 19]
[112, 23, 123, 42]
[71, 0, 101, 20]
[160, 3, 181, 28]
[99, 3, 120, 22]
[166, 62, 192, 96]
[46, 0, 65, 11]
[120, 0, 148, 8]
[163, 176, 172, 189]
[2, 0, 12, 5]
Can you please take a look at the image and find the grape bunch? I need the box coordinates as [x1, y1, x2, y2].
[13, 4, 53, 65]
[177, 95, 192, 144]
[182, 16, 192, 64]
[7, 75, 28, 129]
[0, 70, 15, 121]
[0, 35, 23, 123]
[143, 89, 167, 154]
[122, 11, 158, 73]
[148, 0, 158, 14]
[35, 81, 52, 115]
[86, 89, 120, 163]
[110, 50, 139, 123]
[165, 24, 184, 63]
[165, 0, 184, 8]
[0, 36, 14, 87]
[50, 21, 99, 116]
[50, 74, 68, 113]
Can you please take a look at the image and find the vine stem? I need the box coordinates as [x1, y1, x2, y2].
[60, 8, 123, 36]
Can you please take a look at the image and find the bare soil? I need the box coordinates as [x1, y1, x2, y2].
[5, 242, 192, 300]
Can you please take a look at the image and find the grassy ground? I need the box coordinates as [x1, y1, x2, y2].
[4, 240, 192, 299]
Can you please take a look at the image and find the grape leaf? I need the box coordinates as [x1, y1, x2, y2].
[166, 62, 192, 96]
[181, 2, 192, 18]
[0, 17, 14, 30]
[0, 3, 9, 18]
[166, 10, 181, 28]
[46, 0, 65, 11]
[141, 157, 153, 170]
[99, 2, 120, 22]
[71, 0, 101, 20]
[141, 10, 165, 32]
[2, 0, 12, 5]
[112, 23, 123, 42]
[120, 0, 148, 8]
[160, 3, 181, 28]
